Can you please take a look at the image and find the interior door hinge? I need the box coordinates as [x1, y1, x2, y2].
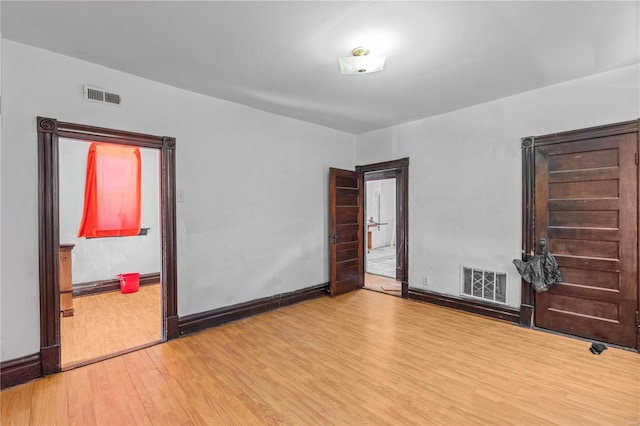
[636, 310, 639, 326]
[635, 152, 639, 165]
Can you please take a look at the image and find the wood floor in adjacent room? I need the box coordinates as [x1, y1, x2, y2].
[61, 284, 162, 368]
[2, 290, 638, 425]
[364, 272, 401, 296]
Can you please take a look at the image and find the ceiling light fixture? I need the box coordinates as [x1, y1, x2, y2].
[338, 47, 386, 75]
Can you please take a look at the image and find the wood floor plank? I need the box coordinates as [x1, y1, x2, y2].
[0, 382, 33, 425]
[122, 350, 192, 425]
[364, 272, 401, 295]
[2, 289, 639, 425]
[66, 365, 97, 425]
[145, 341, 239, 424]
[191, 329, 332, 424]
[28, 374, 69, 425]
[61, 284, 162, 368]
[87, 356, 152, 425]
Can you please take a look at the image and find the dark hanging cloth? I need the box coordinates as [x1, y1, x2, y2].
[513, 241, 563, 292]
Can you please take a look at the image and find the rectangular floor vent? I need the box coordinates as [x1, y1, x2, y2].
[461, 267, 507, 304]
[83, 85, 122, 106]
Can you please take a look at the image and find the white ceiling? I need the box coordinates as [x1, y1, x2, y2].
[2, 1, 639, 134]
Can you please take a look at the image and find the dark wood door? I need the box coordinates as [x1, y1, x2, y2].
[329, 168, 364, 296]
[535, 133, 638, 347]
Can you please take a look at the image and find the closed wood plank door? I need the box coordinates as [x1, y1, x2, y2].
[535, 133, 638, 348]
[329, 168, 364, 296]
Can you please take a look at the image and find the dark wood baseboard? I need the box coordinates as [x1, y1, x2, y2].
[73, 272, 161, 297]
[408, 288, 520, 323]
[519, 304, 534, 328]
[40, 344, 60, 376]
[0, 353, 41, 390]
[178, 283, 329, 336]
[166, 315, 179, 340]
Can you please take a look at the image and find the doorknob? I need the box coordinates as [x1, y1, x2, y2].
[539, 238, 547, 252]
[527, 238, 547, 258]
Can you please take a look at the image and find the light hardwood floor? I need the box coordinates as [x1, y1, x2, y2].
[61, 284, 162, 368]
[2, 290, 639, 425]
[364, 272, 401, 295]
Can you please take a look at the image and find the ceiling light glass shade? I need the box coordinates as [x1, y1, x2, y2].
[338, 54, 386, 74]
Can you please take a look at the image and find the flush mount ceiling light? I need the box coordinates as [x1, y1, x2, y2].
[338, 47, 386, 75]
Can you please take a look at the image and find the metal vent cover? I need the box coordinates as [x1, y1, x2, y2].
[86, 87, 104, 102]
[83, 85, 122, 106]
[104, 91, 121, 105]
[461, 266, 507, 304]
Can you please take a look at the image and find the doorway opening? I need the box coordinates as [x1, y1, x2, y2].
[37, 117, 178, 376]
[356, 158, 409, 298]
[58, 138, 163, 368]
[364, 176, 400, 296]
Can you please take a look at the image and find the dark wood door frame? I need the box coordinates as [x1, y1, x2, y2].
[37, 116, 179, 375]
[356, 158, 409, 298]
[519, 119, 639, 350]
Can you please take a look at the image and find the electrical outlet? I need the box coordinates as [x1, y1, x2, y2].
[423, 276, 429, 287]
[177, 190, 185, 203]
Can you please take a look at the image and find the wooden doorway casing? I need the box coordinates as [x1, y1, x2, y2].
[520, 120, 639, 350]
[357, 158, 409, 298]
[37, 117, 179, 375]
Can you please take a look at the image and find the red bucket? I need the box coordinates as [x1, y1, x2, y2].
[117, 273, 140, 294]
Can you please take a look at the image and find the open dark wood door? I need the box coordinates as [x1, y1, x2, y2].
[329, 168, 364, 296]
[534, 131, 638, 348]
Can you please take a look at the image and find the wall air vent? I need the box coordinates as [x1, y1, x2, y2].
[83, 85, 122, 106]
[104, 91, 121, 105]
[461, 266, 507, 304]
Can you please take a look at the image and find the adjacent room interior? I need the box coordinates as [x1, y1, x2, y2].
[58, 138, 162, 368]
[364, 176, 401, 296]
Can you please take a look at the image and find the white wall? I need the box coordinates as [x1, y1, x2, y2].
[0, 40, 356, 361]
[0, 3, 3, 355]
[59, 139, 161, 283]
[356, 64, 640, 308]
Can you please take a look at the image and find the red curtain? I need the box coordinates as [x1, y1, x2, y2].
[77, 143, 141, 238]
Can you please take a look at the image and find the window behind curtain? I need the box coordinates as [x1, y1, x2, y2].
[77, 142, 141, 238]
